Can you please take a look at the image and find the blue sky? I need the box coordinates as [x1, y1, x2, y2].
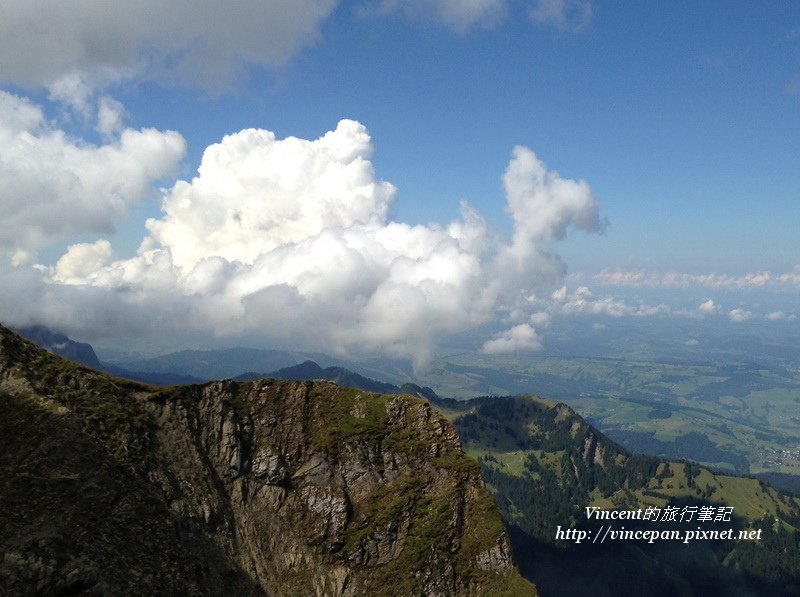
[0, 1, 798, 358]
[108, 0, 800, 272]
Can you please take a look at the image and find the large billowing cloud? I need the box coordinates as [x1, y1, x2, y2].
[0, 91, 185, 264]
[496, 145, 604, 288]
[0, 0, 338, 92]
[15, 120, 603, 362]
[146, 120, 396, 271]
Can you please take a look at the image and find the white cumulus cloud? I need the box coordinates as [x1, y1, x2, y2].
[547, 285, 669, 318]
[778, 266, 800, 286]
[146, 120, 395, 272]
[54, 240, 114, 283]
[483, 323, 542, 353]
[18, 120, 603, 364]
[697, 299, 720, 315]
[0, 91, 185, 263]
[494, 146, 604, 293]
[728, 308, 753, 323]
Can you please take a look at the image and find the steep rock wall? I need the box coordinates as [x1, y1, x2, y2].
[0, 326, 535, 596]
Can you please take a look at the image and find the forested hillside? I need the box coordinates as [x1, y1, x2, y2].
[435, 394, 800, 596]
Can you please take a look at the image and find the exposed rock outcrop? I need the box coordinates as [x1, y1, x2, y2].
[0, 325, 535, 596]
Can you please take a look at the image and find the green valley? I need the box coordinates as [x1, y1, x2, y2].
[433, 393, 800, 596]
[410, 353, 800, 484]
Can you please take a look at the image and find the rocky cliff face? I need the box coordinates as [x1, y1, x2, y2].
[0, 325, 534, 596]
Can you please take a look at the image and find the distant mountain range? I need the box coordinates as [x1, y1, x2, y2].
[109, 346, 324, 381]
[13, 325, 437, 399]
[237, 360, 439, 401]
[13, 326, 202, 385]
[15, 325, 101, 369]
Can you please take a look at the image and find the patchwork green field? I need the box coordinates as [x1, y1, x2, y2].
[413, 353, 800, 478]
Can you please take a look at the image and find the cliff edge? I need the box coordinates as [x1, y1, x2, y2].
[0, 325, 534, 596]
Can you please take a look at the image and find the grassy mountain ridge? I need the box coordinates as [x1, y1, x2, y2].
[432, 394, 800, 596]
[0, 325, 534, 596]
[24, 325, 800, 495]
